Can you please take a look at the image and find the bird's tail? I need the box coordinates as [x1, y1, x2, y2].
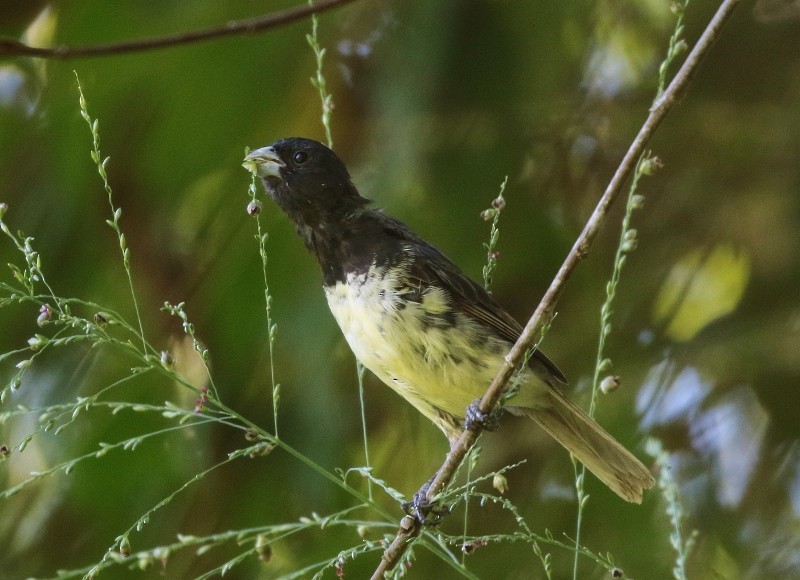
[522, 390, 654, 503]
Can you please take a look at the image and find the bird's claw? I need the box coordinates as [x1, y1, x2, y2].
[401, 480, 450, 526]
[465, 398, 502, 432]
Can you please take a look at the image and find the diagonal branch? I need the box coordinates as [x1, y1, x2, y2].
[0, 0, 358, 60]
[371, 0, 741, 577]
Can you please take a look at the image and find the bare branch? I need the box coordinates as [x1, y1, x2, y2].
[371, 0, 742, 576]
[0, 0, 358, 60]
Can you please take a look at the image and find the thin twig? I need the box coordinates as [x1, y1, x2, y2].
[0, 0, 357, 60]
[371, 0, 741, 576]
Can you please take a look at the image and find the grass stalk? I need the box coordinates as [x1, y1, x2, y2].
[75, 72, 147, 355]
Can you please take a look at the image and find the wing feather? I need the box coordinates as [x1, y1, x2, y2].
[370, 211, 567, 386]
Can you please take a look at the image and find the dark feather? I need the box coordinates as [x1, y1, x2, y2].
[366, 211, 568, 386]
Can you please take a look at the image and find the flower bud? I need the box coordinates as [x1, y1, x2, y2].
[493, 473, 509, 494]
[28, 335, 47, 351]
[255, 534, 271, 563]
[119, 537, 132, 557]
[160, 351, 174, 369]
[600, 375, 621, 394]
[640, 156, 663, 176]
[37, 304, 52, 327]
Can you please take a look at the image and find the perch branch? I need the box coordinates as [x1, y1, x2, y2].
[0, 0, 357, 60]
[371, 0, 741, 577]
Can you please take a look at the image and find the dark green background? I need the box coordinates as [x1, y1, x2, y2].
[1, 1, 799, 578]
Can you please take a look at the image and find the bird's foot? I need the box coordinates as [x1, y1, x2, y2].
[401, 478, 450, 526]
[465, 398, 502, 432]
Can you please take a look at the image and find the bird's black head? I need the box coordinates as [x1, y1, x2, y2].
[243, 138, 369, 230]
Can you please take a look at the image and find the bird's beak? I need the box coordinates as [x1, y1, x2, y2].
[243, 146, 285, 178]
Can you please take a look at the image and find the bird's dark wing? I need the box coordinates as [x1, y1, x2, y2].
[371, 211, 567, 386]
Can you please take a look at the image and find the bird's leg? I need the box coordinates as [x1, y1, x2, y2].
[402, 475, 451, 526]
[465, 398, 502, 432]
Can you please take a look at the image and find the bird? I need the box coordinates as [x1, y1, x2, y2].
[243, 137, 654, 503]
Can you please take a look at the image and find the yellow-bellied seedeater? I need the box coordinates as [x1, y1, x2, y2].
[243, 138, 653, 503]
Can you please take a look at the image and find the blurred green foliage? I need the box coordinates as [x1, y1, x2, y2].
[1, 1, 799, 578]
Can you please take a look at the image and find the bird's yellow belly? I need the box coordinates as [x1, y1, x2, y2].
[324, 269, 542, 434]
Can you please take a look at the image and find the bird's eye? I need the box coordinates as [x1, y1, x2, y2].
[294, 151, 308, 164]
